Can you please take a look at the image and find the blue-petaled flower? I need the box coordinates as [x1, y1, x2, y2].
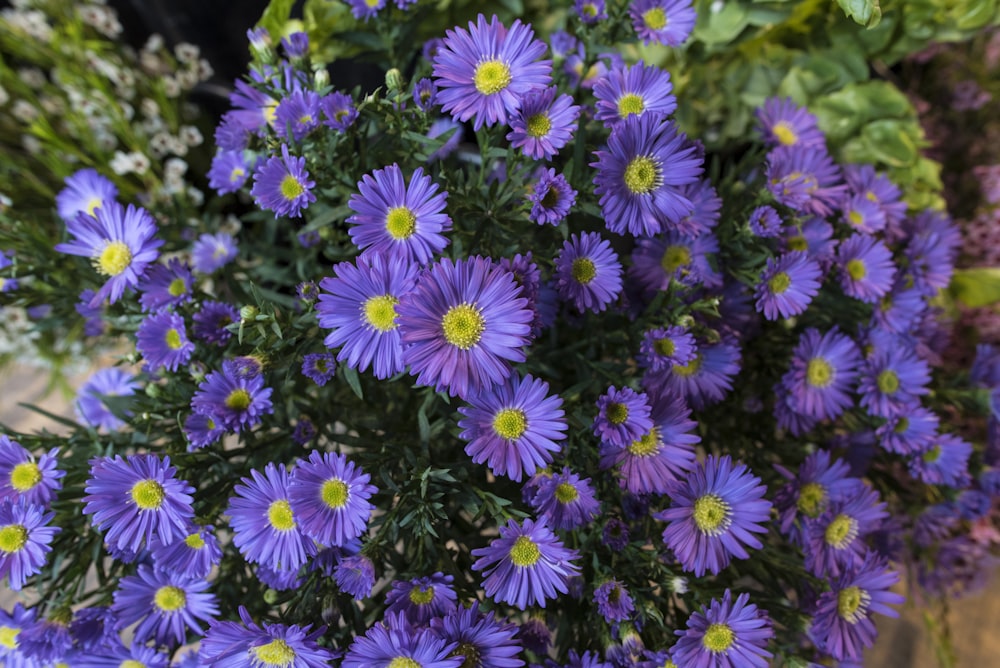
[191, 232, 238, 274]
[0, 602, 36, 666]
[755, 97, 826, 149]
[754, 251, 823, 320]
[191, 359, 274, 432]
[288, 450, 376, 548]
[593, 580, 635, 623]
[629, 0, 696, 46]
[207, 150, 253, 195]
[507, 86, 580, 160]
[301, 352, 337, 386]
[785, 216, 838, 269]
[71, 637, 171, 667]
[871, 279, 926, 334]
[111, 565, 218, 647]
[430, 602, 524, 668]
[766, 146, 846, 217]
[335, 553, 376, 599]
[75, 367, 139, 431]
[592, 114, 702, 237]
[638, 326, 696, 372]
[192, 300, 238, 345]
[876, 406, 939, 454]
[82, 454, 195, 553]
[398, 256, 533, 399]
[347, 163, 452, 264]
[433, 14, 551, 130]
[458, 372, 567, 481]
[779, 328, 862, 421]
[317, 254, 418, 380]
[904, 209, 962, 296]
[575, 0, 607, 23]
[773, 450, 861, 544]
[809, 552, 904, 662]
[644, 339, 741, 411]
[321, 90, 359, 130]
[199, 606, 335, 667]
[844, 164, 907, 234]
[138, 259, 193, 312]
[908, 433, 973, 488]
[343, 614, 462, 668]
[55, 202, 163, 305]
[554, 231, 623, 313]
[385, 572, 458, 626]
[250, 144, 317, 218]
[274, 89, 322, 141]
[227, 463, 316, 572]
[150, 525, 222, 579]
[657, 455, 772, 577]
[593, 61, 676, 128]
[529, 467, 601, 530]
[593, 386, 653, 449]
[748, 205, 783, 238]
[0, 437, 64, 507]
[413, 77, 438, 111]
[135, 310, 195, 373]
[670, 590, 774, 668]
[472, 518, 581, 609]
[837, 234, 896, 303]
[0, 499, 59, 590]
[857, 345, 931, 418]
[841, 193, 886, 235]
[804, 483, 887, 578]
[55, 168, 118, 222]
[347, 0, 385, 20]
[17, 616, 71, 664]
[528, 168, 577, 225]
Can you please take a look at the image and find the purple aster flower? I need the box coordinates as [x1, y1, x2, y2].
[385, 572, 457, 626]
[291, 417, 317, 446]
[135, 311, 194, 373]
[209, 151, 253, 199]
[55, 202, 163, 305]
[280, 31, 309, 57]
[671, 590, 774, 668]
[397, 256, 533, 399]
[657, 455, 771, 577]
[644, 339, 741, 411]
[433, 14, 551, 130]
[229, 79, 279, 133]
[347, 0, 385, 20]
[908, 433, 973, 488]
[288, 450, 376, 548]
[593, 386, 653, 449]
[837, 234, 895, 303]
[75, 367, 139, 431]
[138, 259, 193, 312]
[841, 193, 886, 235]
[82, 454, 194, 553]
[593, 579, 635, 624]
[317, 254, 418, 380]
[507, 86, 580, 160]
[629, 231, 722, 294]
[430, 602, 523, 668]
[599, 391, 699, 494]
[755, 97, 826, 149]
[0, 603, 37, 665]
[575, 0, 607, 23]
[554, 231, 623, 313]
[903, 209, 961, 295]
[274, 89, 321, 141]
[0, 437, 64, 507]
[111, 565, 218, 647]
[149, 525, 222, 579]
[529, 467, 601, 530]
[637, 326, 696, 372]
[190, 232, 238, 274]
[810, 552, 903, 662]
[72, 638, 172, 667]
[18, 617, 72, 663]
[335, 553, 376, 599]
[69, 606, 118, 652]
[227, 463, 317, 571]
[766, 146, 846, 217]
[320, 90, 359, 130]
[413, 77, 438, 111]
[857, 345, 930, 418]
[301, 352, 337, 386]
[528, 168, 577, 225]
[917, 536, 994, 598]
[754, 251, 823, 320]
[804, 483, 887, 578]
[191, 360, 274, 432]
[870, 279, 926, 334]
[192, 300, 238, 345]
[214, 110, 253, 151]
[748, 205, 783, 238]
[0, 499, 59, 590]
[518, 618, 551, 655]
[55, 168, 118, 222]
[593, 61, 676, 128]
[630, 0, 696, 46]
[472, 518, 581, 609]
[76, 288, 105, 336]
[785, 216, 838, 269]
[774, 450, 861, 545]
[876, 406, 939, 454]
[549, 30, 578, 60]
[592, 114, 703, 237]
[250, 144, 316, 218]
[199, 606, 335, 667]
[779, 328, 861, 421]
[843, 164, 907, 233]
[343, 614, 462, 668]
[347, 163, 452, 264]
[256, 563, 303, 592]
[458, 372, 566, 482]
[674, 177, 723, 238]
[602, 517, 630, 551]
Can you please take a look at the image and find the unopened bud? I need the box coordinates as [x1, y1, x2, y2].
[385, 68, 404, 93]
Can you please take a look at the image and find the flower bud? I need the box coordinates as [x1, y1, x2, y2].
[385, 68, 404, 93]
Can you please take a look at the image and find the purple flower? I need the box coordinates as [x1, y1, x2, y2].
[554, 231, 623, 313]
[658, 455, 771, 577]
[190, 360, 274, 432]
[397, 256, 533, 399]
[138, 259, 193, 312]
[384, 572, 457, 626]
[413, 77, 437, 111]
[207, 150, 252, 195]
[804, 483, 887, 578]
[347, 0, 385, 20]
[785, 216, 838, 269]
[779, 328, 861, 421]
[111, 565, 218, 646]
[843, 164, 907, 233]
[575, 0, 607, 23]
[528, 168, 577, 225]
[841, 193, 886, 235]
[671, 590, 774, 668]
[149, 525, 222, 579]
[433, 14, 551, 130]
[837, 234, 896, 303]
[748, 205, 783, 238]
[199, 606, 335, 667]
[593, 60, 676, 128]
[637, 326, 696, 372]
[594, 580, 634, 623]
[529, 467, 601, 530]
[507, 86, 580, 160]
[857, 344, 930, 418]
[192, 300, 238, 345]
[75, 367, 139, 431]
[82, 454, 194, 553]
[629, 231, 722, 294]
[0, 436, 64, 507]
[592, 114, 703, 237]
[55, 168, 118, 222]
[274, 89, 322, 141]
[754, 251, 823, 320]
[644, 339, 741, 410]
[335, 553, 376, 599]
[0, 499, 59, 590]
[908, 433, 973, 488]
[320, 91, 359, 131]
[55, 202, 163, 305]
[430, 602, 523, 668]
[773, 450, 860, 544]
[904, 209, 961, 295]
[342, 614, 462, 668]
[876, 406, 939, 454]
[755, 97, 826, 149]
[347, 163, 451, 265]
[766, 146, 846, 217]
[250, 144, 316, 218]
[630, 0, 696, 46]
[458, 372, 566, 481]
[317, 254, 418, 380]
[190, 232, 238, 274]
[135, 311, 194, 373]
[471, 518, 581, 609]
[288, 450, 376, 548]
[593, 386, 653, 449]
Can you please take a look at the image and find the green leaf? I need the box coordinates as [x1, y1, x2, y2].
[341, 366, 364, 400]
[694, 0, 751, 46]
[949, 268, 1000, 308]
[836, 0, 881, 28]
[256, 0, 296, 44]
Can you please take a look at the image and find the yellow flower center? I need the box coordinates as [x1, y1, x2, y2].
[167, 277, 187, 297]
[363, 294, 400, 332]
[441, 303, 485, 349]
[473, 60, 512, 95]
[10, 462, 41, 492]
[701, 622, 735, 653]
[824, 513, 859, 548]
[0, 626, 19, 649]
[787, 235, 808, 252]
[877, 370, 899, 395]
[606, 401, 628, 424]
[555, 481, 579, 504]
[388, 659, 421, 668]
[96, 241, 132, 277]
[627, 427, 661, 456]
[526, 113, 551, 138]
[922, 445, 941, 463]
[509, 535, 541, 567]
[623, 156, 660, 195]
[806, 358, 833, 388]
[229, 167, 246, 183]
[894, 417, 910, 434]
[0, 524, 28, 553]
[654, 337, 675, 357]
[772, 121, 798, 146]
[85, 197, 104, 216]
[409, 586, 435, 605]
[385, 206, 417, 240]
[571, 257, 597, 284]
[321, 479, 349, 509]
[130, 479, 165, 510]
[120, 661, 146, 668]
[846, 259, 867, 281]
[165, 328, 183, 350]
[617, 93, 645, 119]
[493, 408, 527, 440]
[837, 585, 869, 623]
[184, 532, 205, 549]
[279, 174, 305, 201]
[768, 271, 791, 295]
[796, 482, 827, 517]
[848, 209, 863, 227]
[672, 355, 702, 378]
[253, 639, 297, 666]
[225, 388, 252, 411]
[642, 7, 668, 31]
[154, 585, 186, 612]
[267, 499, 295, 531]
[661, 245, 691, 274]
[692, 494, 730, 535]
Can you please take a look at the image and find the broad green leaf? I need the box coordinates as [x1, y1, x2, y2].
[950, 268, 1000, 308]
[836, 0, 882, 28]
[256, 0, 296, 45]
